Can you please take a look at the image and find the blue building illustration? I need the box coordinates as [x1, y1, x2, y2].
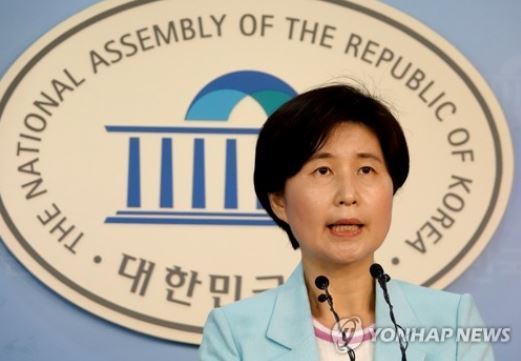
[105, 70, 297, 226]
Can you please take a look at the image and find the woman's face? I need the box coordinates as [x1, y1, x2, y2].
[270, 122, 394, 267]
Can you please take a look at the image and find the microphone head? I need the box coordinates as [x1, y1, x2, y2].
[314, 275, 329, 290]
[317, 294, 329, 303]
[370, 263, 384, 279]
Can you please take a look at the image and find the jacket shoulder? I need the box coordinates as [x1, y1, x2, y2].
[390, 280, 494, 359]
[395, 279, 461, 304]
[219, 284, 280, 319]
[392, 279, 474, 326]
[199, 286, 284, 360]
[204, 285, 281, 341]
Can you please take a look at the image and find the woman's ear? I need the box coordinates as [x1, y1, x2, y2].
[268, 192, 288, 223]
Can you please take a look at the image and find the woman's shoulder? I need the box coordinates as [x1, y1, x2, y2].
[214, 283, 282, 320]
[390, 278, 483, 326]
[392, 278, 462, 303]
[212, 264, 305, 321]
[199, 284, 287, 357]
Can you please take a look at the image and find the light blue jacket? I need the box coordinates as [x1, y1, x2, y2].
[199, 263, 494, 360]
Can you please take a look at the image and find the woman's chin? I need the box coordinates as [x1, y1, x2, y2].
[313, 250, 372, 268]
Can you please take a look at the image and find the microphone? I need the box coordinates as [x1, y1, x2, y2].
[370, 263, 408, 361]
[370, 264, 392, 305]
[315, 275, 329, 290]
[314, 276, 330, 303]
[314, 275, 356, 361]
[369, 263, 389, 282]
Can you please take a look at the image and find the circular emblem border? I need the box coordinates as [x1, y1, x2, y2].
[0, 0, 506, 336]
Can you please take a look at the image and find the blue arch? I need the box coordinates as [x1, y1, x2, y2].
[185, 70, 297, 121]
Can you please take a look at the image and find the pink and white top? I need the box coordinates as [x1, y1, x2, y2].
[313, 318, 375, 360]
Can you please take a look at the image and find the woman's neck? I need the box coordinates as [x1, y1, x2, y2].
[303, 256, 375, 328]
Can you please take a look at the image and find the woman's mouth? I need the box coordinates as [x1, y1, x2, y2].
[328, 224, 362, 232]
[327, 219, 364, 236]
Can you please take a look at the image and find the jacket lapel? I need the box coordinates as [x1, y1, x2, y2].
[266, 263, 320, 360]
[375, 280, 426, 361]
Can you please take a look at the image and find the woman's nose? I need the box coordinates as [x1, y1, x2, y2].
[334, 174, 358, 206]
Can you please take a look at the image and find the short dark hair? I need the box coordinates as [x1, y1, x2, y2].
[253, 84, 409, 249]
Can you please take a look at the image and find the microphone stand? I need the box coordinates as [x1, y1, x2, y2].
[370, 264, 408, 361]
[315, 276, 356, 361]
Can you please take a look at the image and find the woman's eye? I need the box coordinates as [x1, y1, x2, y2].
[314, 166, 331, 176]
[359, 166, 375, 175]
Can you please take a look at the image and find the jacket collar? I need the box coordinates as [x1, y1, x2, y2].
[266, 263, 426, 361]
[266, 263, 319, 360]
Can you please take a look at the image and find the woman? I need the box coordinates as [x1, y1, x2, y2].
[199, 84, 494, 360]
